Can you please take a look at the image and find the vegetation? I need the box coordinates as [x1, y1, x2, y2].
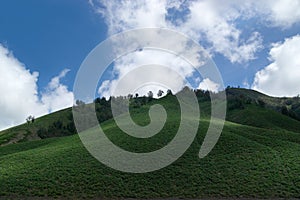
[1, 88, 300, 199]
[1, 87, 300, 146]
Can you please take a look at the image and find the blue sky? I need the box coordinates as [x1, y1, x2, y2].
[0, 0, 300, 130]
[0, 0, 106, 89]
[1, 0, 299, 90]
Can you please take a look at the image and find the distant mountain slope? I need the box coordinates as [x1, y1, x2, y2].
[226, 88, 300, 120]
[0, 98, 113, 146]
[224, 88, 300, 132]
[0, 108, 73, 146]
[1, 88, 300, 198]
[226, 104, 300, 133]
[1, 88, 300, 146]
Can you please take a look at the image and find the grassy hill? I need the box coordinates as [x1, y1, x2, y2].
[225, 88, 300, 121]
[2, 88, 300, 146]
[0, 107, 74, 146]
[227, 104, 300, 132]
[1, 88, 300, 199]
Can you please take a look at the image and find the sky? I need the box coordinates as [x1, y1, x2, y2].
[0, 0, 300, 130]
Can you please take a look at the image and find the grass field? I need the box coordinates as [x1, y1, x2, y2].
[1, 121, 300, 199]
[1, 89, 300, 199]
[0, 108, 72, 146]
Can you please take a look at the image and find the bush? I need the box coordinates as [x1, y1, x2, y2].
[37, 128, 48, 139]
[228, 97, 245, 111]
[37, 120, 76, 139]
[257, 99, 265, 108]
[281, 106, 289, 115]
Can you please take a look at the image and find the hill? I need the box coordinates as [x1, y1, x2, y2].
[225, 88, 300, 121]
[1, 88, 300, 199]
[1, 88, 300, 146]
[0, 107, 73, 146]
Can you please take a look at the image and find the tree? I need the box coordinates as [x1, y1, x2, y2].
[76, 100, 85, 107]
[257, 99, 265, 108]
[26, 116, 31, 124]
[157, 90, 164, 97]
[281, 106, 289, 116]
[37, 128, 48, 139]
[148, 91, 153, 99]
[166, 89, 173, 95]
[31, 116, 35, 123]
[228, 97, 245, 110]
[94, 97, 101, 104]
[26, 115, 35, 124]
[135, 93, 139, 98]
[127, 94, 133, 99]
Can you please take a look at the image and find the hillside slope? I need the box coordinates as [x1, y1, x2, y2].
[1, 118, 300, 198]
[225, 88, 300, 120]
[226, 104, 300, 133]
[1, 89, 300, 198]
[0, 108, 73, 146]
[1, 88, 300, 146]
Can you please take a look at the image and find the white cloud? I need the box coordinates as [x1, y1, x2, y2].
[199, 0, 300, 29]
[94, 0, 168, 35]
[91, 0, 300, 62]
[176, 0, 263, 63]
[90, 0, 300, 98]
[89, 0, 265, 98]
[92, 0, 264, 64]
[259, 0, 300, 28]
[98, 49, 191, 98]
[198, 78, 220, 93]
[252, 35, 300, 97]
[41, 69, 74, 113]
[0, 44, 73, 130]
[243, 79, 250, 89]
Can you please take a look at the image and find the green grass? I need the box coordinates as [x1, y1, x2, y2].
[2, 88, 300, 146]
[226, 104, 300, 133]
[2, 110, 300, 198]
[0, 108, 72, 146]
[0, 131, 17, 145]
[226, 88, 300, 118]
[2, 90, 300, 199]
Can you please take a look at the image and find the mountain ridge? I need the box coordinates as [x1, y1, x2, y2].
[1, 87, 300, 198]
[1, 87, 300, 146]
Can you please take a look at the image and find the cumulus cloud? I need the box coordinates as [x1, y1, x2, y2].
[0, 44, 73, 130]
[89, 0, 264, 98]
[198, 78, 220, 93]
[176, 0, 263, 63]
[41, 69, 74, 113]
[94, 0, 169, 35]
[89, 0, 300, 98]
[92, 0, 264, 64]
[252, 35, 300, 97]
[258, 0, 300, 28]
[98, 49, 192, 98]
[90, 0, 300, 61]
